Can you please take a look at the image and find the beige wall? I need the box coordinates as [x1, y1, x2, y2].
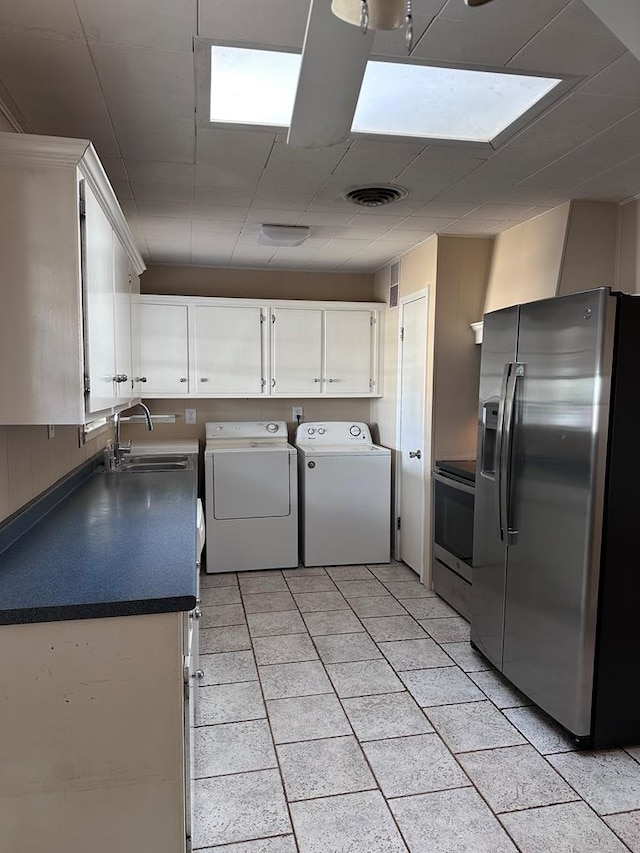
[0, 114, 15, 132]
[142, 264, 375, 302]
[483, 203, 571, 314]
[558, 201, 618, 295]
[617, 200, 640, 293]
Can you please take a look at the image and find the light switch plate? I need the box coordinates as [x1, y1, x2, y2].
[185, 408, 197, 425]
[292, 406, 304, 421]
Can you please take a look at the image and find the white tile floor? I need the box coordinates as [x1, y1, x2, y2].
[192, 563, 640, 852]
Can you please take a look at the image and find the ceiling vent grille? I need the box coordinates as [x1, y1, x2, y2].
[342, 184, 408, 207]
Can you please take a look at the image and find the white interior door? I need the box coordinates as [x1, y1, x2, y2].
[397, 293, 428, 576]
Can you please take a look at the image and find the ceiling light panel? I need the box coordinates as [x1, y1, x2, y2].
[210, 45, 300, 126]
[352, 62, 562, 142]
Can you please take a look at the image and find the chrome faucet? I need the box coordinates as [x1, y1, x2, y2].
[112, 402, 154, 466]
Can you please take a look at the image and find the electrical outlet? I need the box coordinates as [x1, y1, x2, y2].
[47, 425, 55, 439]
[185, 408, 197, 425]
[292, 406, 304, 421]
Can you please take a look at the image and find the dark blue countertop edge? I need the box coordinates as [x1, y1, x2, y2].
[0, 595, 198, 626]
[0, 453, 103, 557]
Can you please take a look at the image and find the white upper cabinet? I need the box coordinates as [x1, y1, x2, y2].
[138, 296, 382, 399]
[0, 132, 144, 424]
[194, 305, 265, 396]
[325, 309, 376, 395]
[271, 307, 323, 396]
[139, 302, 190, 396]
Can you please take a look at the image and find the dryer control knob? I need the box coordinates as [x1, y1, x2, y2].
[349, 425, 362, 436]
[266, 422, 279, 433]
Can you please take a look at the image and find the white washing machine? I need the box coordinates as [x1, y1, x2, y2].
[296, 422, 391, 567]
[205, 421, 298, 573]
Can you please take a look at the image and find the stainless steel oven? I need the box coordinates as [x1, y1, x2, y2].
[432, 460, 475, 620]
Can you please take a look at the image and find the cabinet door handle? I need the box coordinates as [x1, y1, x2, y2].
[192, 669, 205, 680]
[200, 377, 208, 383]
[114, 374, 128, 383]
[179, 377, 187, 383]
[328, 378, 337, 383]
[135, 376, 147, 383]
[314, 378, 321, 383]
[409, 450, 422, 459]
[272, 378, 276, 388]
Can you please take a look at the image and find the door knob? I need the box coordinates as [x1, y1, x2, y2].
[409, 450, 422, 459]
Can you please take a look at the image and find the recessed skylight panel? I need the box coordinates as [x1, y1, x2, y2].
[210, 46, 301, 126]
[352, 62, 561, 142]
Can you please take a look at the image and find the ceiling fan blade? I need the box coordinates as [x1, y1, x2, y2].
[287, 0, 374, 149]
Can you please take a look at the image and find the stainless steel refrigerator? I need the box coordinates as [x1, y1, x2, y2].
[472, 287, 640, 748]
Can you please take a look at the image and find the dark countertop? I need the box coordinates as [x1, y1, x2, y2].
[435, 459, 477, 483]
[0, 465, 197, 625]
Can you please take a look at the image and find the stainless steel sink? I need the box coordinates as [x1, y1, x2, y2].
[115, 453, 194, 472]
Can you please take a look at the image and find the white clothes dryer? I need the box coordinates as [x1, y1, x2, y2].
[295, 422, 391, 567]
[205, 421, 298, 573]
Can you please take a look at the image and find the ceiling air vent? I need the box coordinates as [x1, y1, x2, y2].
[342, 184, 408, 208]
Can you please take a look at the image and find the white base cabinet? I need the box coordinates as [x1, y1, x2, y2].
[0, 612, 191, 853]
[0, 132, 145, 424]
[139, 295, 383, 399]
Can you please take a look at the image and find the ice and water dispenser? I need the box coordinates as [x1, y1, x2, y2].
[480, 402, 499, 478]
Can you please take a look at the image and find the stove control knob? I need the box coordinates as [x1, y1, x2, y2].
[349, 425, 362, 437]
[318, 428, 325, 435]
[266, 423, 279, 433]
[307, 428, 316, 435]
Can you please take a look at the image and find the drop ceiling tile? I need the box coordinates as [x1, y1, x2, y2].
[117, 130, 195, 163]
[191, 233, 238, 253]
[101, 157, 129, 183]
[191, 249, 233, 265]
[295, 212, 357, 227]
[126, 160, 195, 186]
[109, 95, 195, 137]
[509, 0, 626, 76]
[194, 186, 255, 205]
[246, 208, 306, 223]
[440, 218, 505, 234]
[305, 196, 366, 213]
[372, 16, 435, 58]
[489, 187, 571, 205]
[192, 220, 243, 238]
[252, 191, 316, 211]
[393, 215, 454, 230]
[91, 44, 194, 102]
[333, 141, 424, 181]
[141, 216, 192, 243]
[132, 181, 194, 203]
[571, 153, 640, 199]
[437, 0, 571, 28]
[258, 170, 334, 195]
[111, 179, 134, 202]
[191, 204, 249, 221]
[198, 0, 310, 48]
[151, 251, 193, 264]
[434, 182, 505, 203]
[230, 246, 277, 264]
[196, 163, 265, 189]
[411, 17, 532, 67]
[136, 200, 194, 218]
[385, 228, 438, 243]
[196, 128, 276, 168]
[466, 204, 536, 220]
[76, 0, 197, 51]
[414, 201, 481, 217]
[522, 109, 640, 188]
[580, 52, 640, 100]
[397, 150, 485, 187]
[0, 0, 85, 40]
[0, 34, 119, 157]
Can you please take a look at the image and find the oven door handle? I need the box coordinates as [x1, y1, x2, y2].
[432, 471, 476, 496]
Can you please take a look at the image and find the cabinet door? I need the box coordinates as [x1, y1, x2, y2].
[82, 182, 117, 414]
[194, 305, 265, 395]
[129, 267, 142, 399]
[113, 237, 133, 404]
[271, 308, 323, 395]
[139, 302, 189, 395]
[325, 309, 374, 395]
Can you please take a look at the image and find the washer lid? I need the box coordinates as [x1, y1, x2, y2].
[206, 440, 295, 453]
[296, 443, 390, 457]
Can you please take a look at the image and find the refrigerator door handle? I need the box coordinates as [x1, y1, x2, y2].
[495, 363, 511, 542]
[501, 362, 524, 544]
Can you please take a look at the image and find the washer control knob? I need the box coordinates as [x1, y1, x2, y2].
[349, 425, 362, 437]
[266, 422, 279, 433]
[308, 461, 316, 469]
[307, 428, 316, 435]
[318, 428, 325, 435]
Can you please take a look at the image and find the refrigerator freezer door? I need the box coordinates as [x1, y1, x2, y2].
[471, 305, 519, 669]
[502, 288, 616, 737]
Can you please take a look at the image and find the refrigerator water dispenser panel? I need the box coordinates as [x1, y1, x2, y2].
[480, 402, 499, 478]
